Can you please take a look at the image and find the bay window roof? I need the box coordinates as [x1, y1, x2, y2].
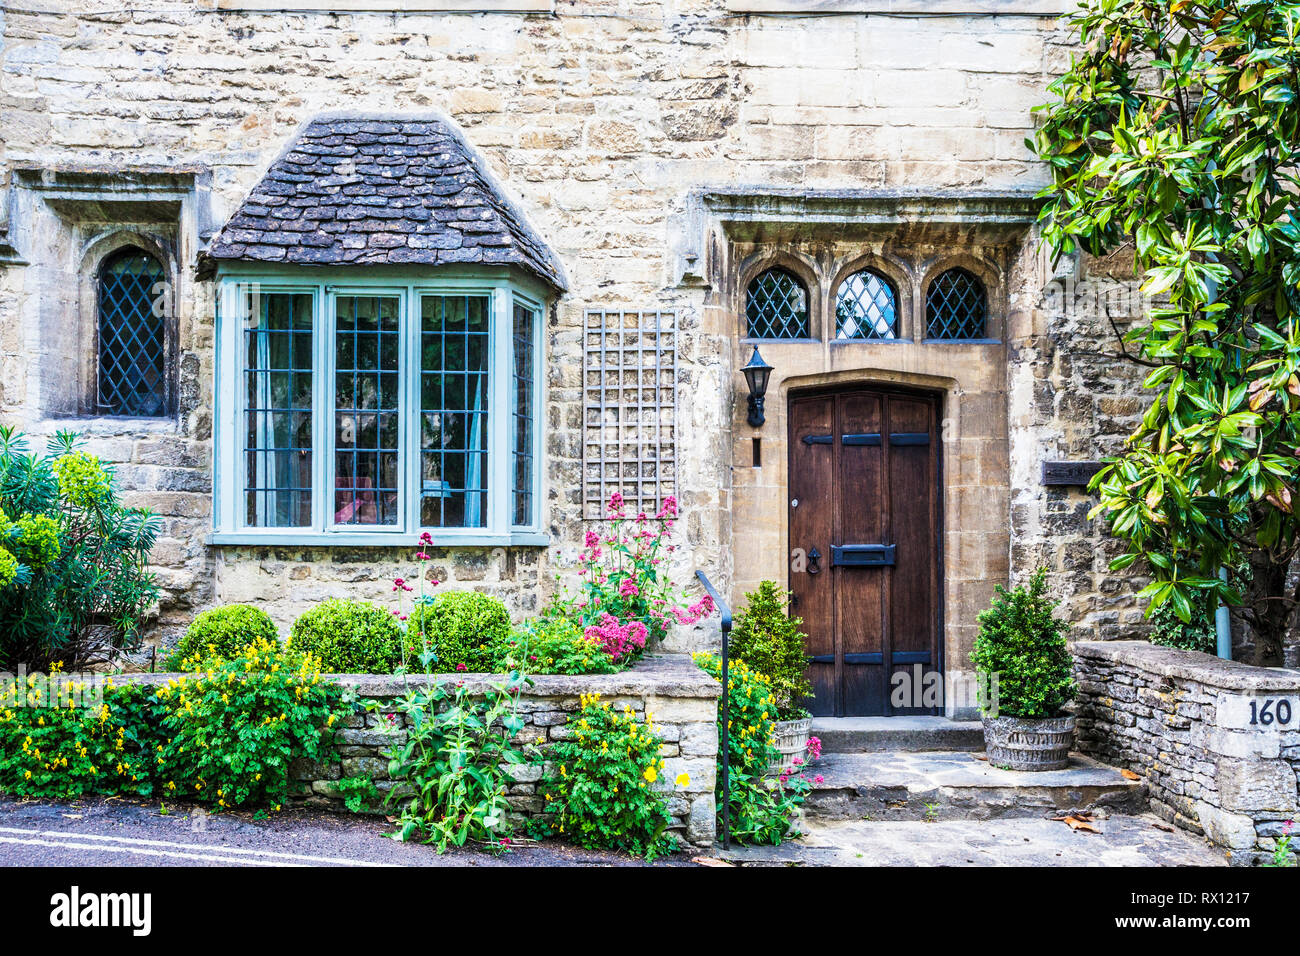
[201, 113, 566, 292]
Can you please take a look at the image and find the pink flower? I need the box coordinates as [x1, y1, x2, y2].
[416, 551, 431, 561]
[585, 530, 600, 549]
[456, 663, 467, 672]
[814, 775, 824, 784]
[657, 496, 678, 519]
[806, 736, 822, 761]
[619, 578, 640, 598]
[419, 532, 433, 545]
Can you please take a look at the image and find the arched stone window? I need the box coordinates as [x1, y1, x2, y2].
[97, 248, 168, 416]
[925, 267, 987, 340]
[835, 269, 898, 340]
[746, 267, 809, 339]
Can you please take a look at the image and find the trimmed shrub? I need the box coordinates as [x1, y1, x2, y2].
[970, 567, 1074, 719]
[288, 599, 402, 674]
[405, 590, 511, 672]
[731, 581, 814, 720]
[174, 604, 279, 667]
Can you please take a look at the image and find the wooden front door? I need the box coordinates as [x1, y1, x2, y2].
[788, 386, 942, 717]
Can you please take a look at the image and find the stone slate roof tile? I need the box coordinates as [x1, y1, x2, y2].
[204, 115, 566, 291]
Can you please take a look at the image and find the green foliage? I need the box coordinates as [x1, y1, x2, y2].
[540, 692, 677, 859]
[731, 581, 814, 720]
[383, 672, 530, 851]
[1032, 1, 1300, 663]
[155, 637, 346, 810]
[0, 428, 160, 670]
[405, 590, 511, 673]
[693, 652, 806, 845]
[0, 676, 162, 800]
[970, 568, 1074, 719]
[1148, 597, 1217, 654]
[499, 617, 619, 675]
[338, 775, 382, 814]
[175, 604, 280, 667]
[289, 599, 402, 674]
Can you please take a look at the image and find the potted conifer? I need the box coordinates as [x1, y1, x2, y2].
[731, 581, 815, 772]
[970, 568, 1076, 771]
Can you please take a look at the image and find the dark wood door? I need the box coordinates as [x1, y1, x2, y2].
[788, 386, 941, 717]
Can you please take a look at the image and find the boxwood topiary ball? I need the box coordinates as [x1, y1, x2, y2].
[288, 599, 403, 674]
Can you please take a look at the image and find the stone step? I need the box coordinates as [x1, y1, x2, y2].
[798, 750, 1147, 822]
[810, 716, 985, 753]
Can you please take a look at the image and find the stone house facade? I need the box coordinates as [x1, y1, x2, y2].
[0, 0, 1159, 714]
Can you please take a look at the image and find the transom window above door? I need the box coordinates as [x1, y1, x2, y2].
[212, 272, 546, 546]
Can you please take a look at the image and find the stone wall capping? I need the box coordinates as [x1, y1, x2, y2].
[1075, 640, 1300, 694]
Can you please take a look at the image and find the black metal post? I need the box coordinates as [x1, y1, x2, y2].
[694, 570, 732, 850]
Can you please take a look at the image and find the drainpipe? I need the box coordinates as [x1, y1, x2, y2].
[1215, 566, 1232, 660]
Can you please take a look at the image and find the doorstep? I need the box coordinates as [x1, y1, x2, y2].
[801, 750, 1147, 822]
[810, 716, 984, 752]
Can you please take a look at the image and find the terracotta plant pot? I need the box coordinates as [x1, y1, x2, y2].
[981, 715, 1075, 771]
[769, 716, 813, 774]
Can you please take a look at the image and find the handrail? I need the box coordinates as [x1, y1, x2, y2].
[694, 569, 732, 850]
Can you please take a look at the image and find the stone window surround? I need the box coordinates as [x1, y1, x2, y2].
[209, 264, 550, 548]
[737, 247, 1003, 345]
[6, 165, 208, 424]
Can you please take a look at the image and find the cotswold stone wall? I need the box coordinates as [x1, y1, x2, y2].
[307, 654, 721, 847]
[120, 653, 721, 847]
[1074, 640, 1300, 865]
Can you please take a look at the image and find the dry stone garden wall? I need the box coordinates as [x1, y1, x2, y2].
[1074, 640, 1300, 865]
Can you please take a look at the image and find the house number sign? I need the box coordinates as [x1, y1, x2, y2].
[1216, 693, 1300, 732]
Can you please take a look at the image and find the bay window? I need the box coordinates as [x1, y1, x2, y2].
[213, 270, 546, 545]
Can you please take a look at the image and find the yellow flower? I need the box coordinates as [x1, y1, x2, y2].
[675, 772, 690, 787]
[642, 765, 657, 783]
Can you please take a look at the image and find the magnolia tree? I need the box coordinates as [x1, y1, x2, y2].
[1034, 0, 1300, 664]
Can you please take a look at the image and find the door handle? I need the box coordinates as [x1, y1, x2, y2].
[807, 547, 821, 575]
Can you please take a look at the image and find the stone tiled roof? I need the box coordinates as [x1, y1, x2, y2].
[203, 114, 566, 291]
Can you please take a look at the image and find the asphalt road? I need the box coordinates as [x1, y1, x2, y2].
[0, 795, 684, 867]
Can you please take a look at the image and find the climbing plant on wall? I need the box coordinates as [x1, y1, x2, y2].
[1034, 0, 1300, 664]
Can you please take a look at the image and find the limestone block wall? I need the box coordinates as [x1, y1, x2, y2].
[1074, 640, 1300, 865]
[0, 1, 1162, 656]
[108, 653, 721, 847]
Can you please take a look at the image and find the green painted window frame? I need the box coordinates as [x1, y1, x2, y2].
[211, 265, 548, 547]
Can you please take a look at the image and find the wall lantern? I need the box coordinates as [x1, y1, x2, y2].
[741, 346, 774, 428]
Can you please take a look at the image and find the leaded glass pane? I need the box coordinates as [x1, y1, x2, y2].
[97, 249, 167, 416]
[334, 294, 401, 526]
[244, 292, 314, 528]
[420, 294, 490, 529]
[512, 301, 537, 527]
[926, 268, 987, 340]
[835, 270, 897, 340]
[745, 268, 809, 339]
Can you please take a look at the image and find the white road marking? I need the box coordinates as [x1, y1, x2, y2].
[0, 825, 394, 867]
[0, 835, 296, 866]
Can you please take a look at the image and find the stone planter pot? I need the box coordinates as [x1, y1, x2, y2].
[981, 715, 1075, 771]
[769, 716, 813, 774]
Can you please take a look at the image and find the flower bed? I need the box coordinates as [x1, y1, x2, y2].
[64, 653, 722, 848]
